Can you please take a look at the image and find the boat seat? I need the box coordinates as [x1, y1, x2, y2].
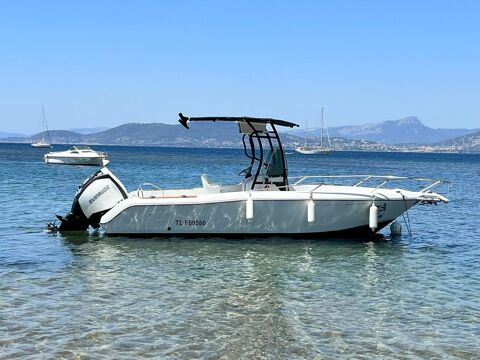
[265, 148, 284, 177]
[201, 174, 221, 194]
[260, 148, 287, 190]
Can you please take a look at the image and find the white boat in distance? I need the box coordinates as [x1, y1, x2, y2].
[44, 145, 109, 166]
[31, 139, 52, 148]
[295, 108, 332, 155]
[54, 113, 448, 237]
[31, 106, 52, 148]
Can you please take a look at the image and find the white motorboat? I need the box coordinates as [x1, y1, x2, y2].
[44, 145, 109, 166]
[31, 106, 52, 148]
[55, 113, 448, 237]
[295, 108, 332, 155]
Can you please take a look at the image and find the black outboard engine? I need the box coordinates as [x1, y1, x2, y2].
[56, 168, 128, 231]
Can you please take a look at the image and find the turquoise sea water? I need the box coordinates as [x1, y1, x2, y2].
[0, 143, 479, 358]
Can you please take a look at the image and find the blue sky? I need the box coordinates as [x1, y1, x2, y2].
[0, 0, 479, 133]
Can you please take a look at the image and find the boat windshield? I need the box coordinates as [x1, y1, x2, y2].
[71, 146, 93, 152]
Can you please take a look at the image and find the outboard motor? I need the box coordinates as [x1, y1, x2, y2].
[56, 167, 128, 231]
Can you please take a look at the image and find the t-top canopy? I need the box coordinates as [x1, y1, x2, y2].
[178, 113, 299, 129]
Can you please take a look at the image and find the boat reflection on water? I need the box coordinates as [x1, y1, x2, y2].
[56, 229, 101, 247]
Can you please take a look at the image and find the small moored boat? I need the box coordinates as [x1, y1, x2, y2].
[44, 145, 109, 166]
[31, 106, 52, 148]
[31, 139, 52, 148]
[295, 108, 332, 155]
[54, 113, 448, 237]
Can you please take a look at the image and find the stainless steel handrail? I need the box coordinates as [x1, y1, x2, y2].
[137, 182, 164, 198]
[290, 175, 450, 192]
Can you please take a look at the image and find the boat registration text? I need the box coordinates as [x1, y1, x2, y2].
[175, 219, 206, 226]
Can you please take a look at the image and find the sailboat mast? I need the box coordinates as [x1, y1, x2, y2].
[320, 108, 324, 148]
[324, 108, 332, 147]
[41, 107, 46, 142]
[42, 106, 51, 144]
[304, 119, 308, 147]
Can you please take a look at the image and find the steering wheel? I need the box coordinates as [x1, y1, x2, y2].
[238, 165, 253, 177]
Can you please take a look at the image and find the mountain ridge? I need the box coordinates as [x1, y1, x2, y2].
[430, 129, 480, 152]
[68, 126, 110, 135]
[2, 117, 479, 152]
[290, 116, 477, 144]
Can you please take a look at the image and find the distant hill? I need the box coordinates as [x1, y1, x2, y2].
[431, 129, 480, 152]
[81, 122, 241, 146]
[290, 116, 477, 144]
[4, 130, 83, 144]
[1, 123, 245, 147]
[2, 119, 479, 152]
[0, 131, 26, 139]
[68, 127, 110, 135]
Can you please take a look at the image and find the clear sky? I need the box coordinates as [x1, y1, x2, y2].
[0, 0, 479, 134]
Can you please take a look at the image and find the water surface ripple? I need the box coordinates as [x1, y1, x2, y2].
[0, 144, 479, 359]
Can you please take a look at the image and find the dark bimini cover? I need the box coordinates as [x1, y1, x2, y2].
[178, 113, 299, 129]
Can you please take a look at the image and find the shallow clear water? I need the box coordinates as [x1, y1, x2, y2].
[0, 143, 479, 359]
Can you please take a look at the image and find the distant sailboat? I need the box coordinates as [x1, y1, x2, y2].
[31, 106, 52, 148]
[295, 108, 332, 155]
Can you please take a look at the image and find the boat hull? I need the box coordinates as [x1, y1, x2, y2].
[105, 221, 393, 238]
[31, 143, 52, 148]
[100, 195, 417, 237]
[295, 147, 331, 155]
[44, 155, 107, 166]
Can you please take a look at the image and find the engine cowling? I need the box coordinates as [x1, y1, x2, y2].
[57, 168, 128, 231]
